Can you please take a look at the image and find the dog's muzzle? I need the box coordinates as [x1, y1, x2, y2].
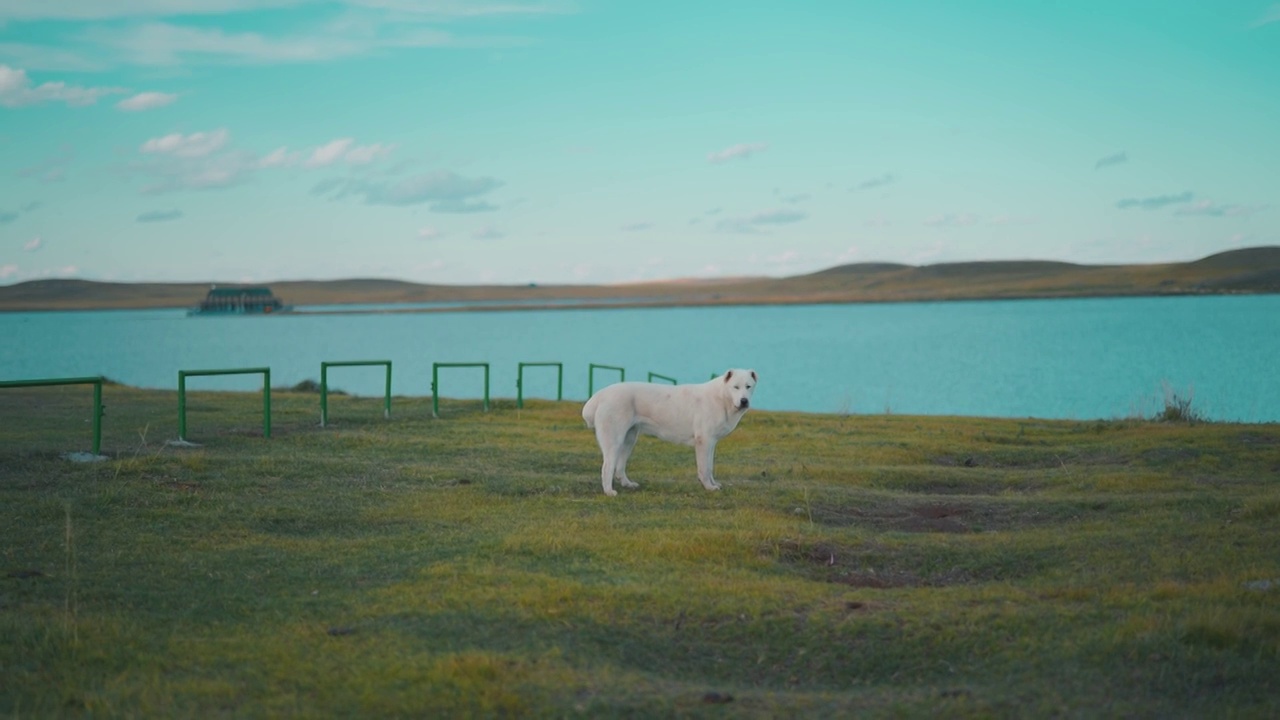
[738, 399, 750, 410]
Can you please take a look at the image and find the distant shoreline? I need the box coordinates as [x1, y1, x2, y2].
[3, 287, 1274, 315]
[2, 246, 1278, 312]
[282, 288, 1273, 316]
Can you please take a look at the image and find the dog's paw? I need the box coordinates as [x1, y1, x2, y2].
[619, 478, 639, 489]
[603, 488, 618, 497]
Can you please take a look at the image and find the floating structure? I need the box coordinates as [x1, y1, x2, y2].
[189, 285, 288, 316]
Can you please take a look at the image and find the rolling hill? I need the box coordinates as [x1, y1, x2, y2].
[2, 247, 1278, 312]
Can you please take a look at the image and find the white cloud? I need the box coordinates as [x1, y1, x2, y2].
[0, 0, 569, 22]
[140, 128, 230, 158]
[0, 42, 106, 71]
[73, 19, 475, 68]
[263, 139, 393, 169]
[344, 1, 573, 18]
[418, 226, 443, 240]
[0, 64, 126, 107]
[749, 208, 805, 224]
[1, 2, 570, 71]
[1115, 192, 1193, 211]
[23, 236, 43, 252]
[856, 173, 896, 190]
[0, 264, 17, 279]
[136, 209, 184, 223]
[131, 147, 260, 194]
[305, 138, 355, 167]
[707, 142, 768, 164]
[621, 221, 653, 232]
[1094, 151, 1127, 170]
[1174, 200, 1268, 218]
[116, 91, 179, 111]
[429, 199, 497, 213]
[924, 213, 979, 227]
[472, 225, 504, 240]
[988, 214, 1037, 226]
[835, 246, 862, 264]
[16, 147, 74, 182]
[0, 1, 297, 21]
[1253, 4, 1280, 27]
[259, 146, 296, 168]
[322, 170, 502, 207]
[343, 142, 393, 164]
[717, 208, 807, 234]
[81, 22, 376, 66]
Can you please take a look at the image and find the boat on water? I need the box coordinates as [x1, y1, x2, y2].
[188, 285, 290, 316]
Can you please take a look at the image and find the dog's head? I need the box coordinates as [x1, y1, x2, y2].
[723, 369, 758, 412]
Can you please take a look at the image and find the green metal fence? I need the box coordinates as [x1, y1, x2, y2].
[0, 375, 105, 455]
[516, 362, 563, 409]
[647, 372, 677, 385]
[432, 362, 490, 418]
[588, 363, 625, 397]
[320, 360, 392, 427]
[178, 367, 271, 442]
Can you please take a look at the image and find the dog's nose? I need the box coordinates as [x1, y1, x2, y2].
[739, 399, 750, 409]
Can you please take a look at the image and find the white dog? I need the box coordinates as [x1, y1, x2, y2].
[582, 369, 757, 496]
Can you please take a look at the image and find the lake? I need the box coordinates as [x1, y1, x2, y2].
[2, 295, 1277, 422]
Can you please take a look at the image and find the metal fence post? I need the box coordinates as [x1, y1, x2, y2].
[0, 376, 106, 456]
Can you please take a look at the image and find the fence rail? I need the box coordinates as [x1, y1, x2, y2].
[588, 364, 625, 397]
[647, 372, 677, 385]
[517, 362, 563, 409]
[432, 362, 490, 418]
[320, 360, 392, 427]
[0, 375, 105, 455]
[178, 367, 271, 442]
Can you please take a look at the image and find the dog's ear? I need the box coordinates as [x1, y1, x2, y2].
[724, 370, 733, 382]
[750, 370, 757, 382]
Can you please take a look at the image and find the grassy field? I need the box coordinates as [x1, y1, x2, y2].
[2, 384, 1279, 717]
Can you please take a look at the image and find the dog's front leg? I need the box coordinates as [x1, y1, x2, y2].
[694, 436, 720, 491]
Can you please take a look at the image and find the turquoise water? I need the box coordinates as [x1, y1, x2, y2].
[3, 295, 1277, 421]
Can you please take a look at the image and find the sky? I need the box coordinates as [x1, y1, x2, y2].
[1, 1, 1278, 287]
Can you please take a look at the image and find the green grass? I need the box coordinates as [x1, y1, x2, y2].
[2, 385, 1279, 717]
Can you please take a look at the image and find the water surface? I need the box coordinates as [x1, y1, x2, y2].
[3, 295, 1276, 421]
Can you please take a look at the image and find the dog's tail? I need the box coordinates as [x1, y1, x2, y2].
[582, 392, 600, 430]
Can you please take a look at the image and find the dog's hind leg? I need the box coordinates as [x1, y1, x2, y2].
[595, 424, 624, 497]
[615, 426, 640, 489]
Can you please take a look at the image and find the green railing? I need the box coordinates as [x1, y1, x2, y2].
[647, 372, 677, 385]
[178, 367, 271, 442]
[320, 360, 392, 427]
[0, 376, 105, 456]
[516, 362, 563, 409]
[588, 364, 625, 397]
[432, 362, 490, 418]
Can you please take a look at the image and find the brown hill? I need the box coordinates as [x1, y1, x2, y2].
[2, 247, 1278, 312]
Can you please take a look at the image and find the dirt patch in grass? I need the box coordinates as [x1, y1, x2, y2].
[873, 471, 1052, 495]
[805, 499, 1077, 533]
[772, 538, 1023, 588]
[932, 450, 1131, 470]
[1138, 447, 1203, 466]
[1236, 432, 1279, 447]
